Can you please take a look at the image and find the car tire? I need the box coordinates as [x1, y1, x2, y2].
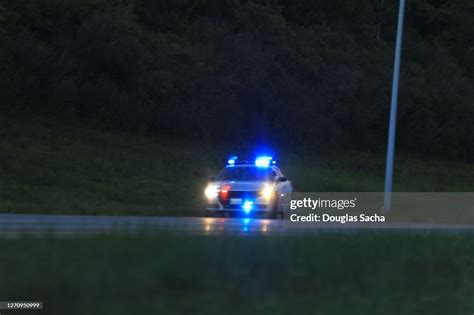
[265, 211, 277, 219]
[265, 202, 278, 219]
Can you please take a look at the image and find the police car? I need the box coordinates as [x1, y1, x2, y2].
[204, 156, 292, 219]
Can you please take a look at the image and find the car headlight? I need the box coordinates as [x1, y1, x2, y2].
[204, 184, 219, 199]
[261, 185, 274, 201]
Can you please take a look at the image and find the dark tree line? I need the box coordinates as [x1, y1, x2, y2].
[0, 0, 473, 159]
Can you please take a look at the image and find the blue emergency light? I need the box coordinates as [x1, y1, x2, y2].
[227, 155, 238, 165]
[243, 200, 254, 213]
[255, 156, 273, 167]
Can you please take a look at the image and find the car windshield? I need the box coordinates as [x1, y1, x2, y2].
[217, 166, 275, 181]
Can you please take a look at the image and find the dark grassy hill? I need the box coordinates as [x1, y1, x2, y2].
[1, 115, 473, 216]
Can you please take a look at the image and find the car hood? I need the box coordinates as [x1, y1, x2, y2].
[214, 181, 272, 191]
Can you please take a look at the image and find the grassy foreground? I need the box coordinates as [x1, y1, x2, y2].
[0, 115, 473, 216]
[0, 233, 473, 315]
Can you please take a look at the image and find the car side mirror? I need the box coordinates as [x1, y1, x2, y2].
[277, 177, 287, 182]
[208, 176, 216, 182]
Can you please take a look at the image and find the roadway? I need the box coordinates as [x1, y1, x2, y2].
[0, 213, 473, 238]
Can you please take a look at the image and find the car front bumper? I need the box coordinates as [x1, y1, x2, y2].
[206, 196, 273, 213]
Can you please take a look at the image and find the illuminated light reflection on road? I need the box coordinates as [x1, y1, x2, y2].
[204, 218, 213, 234]
[242, 218, 251, 233]
[200, 217, 278, 234]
